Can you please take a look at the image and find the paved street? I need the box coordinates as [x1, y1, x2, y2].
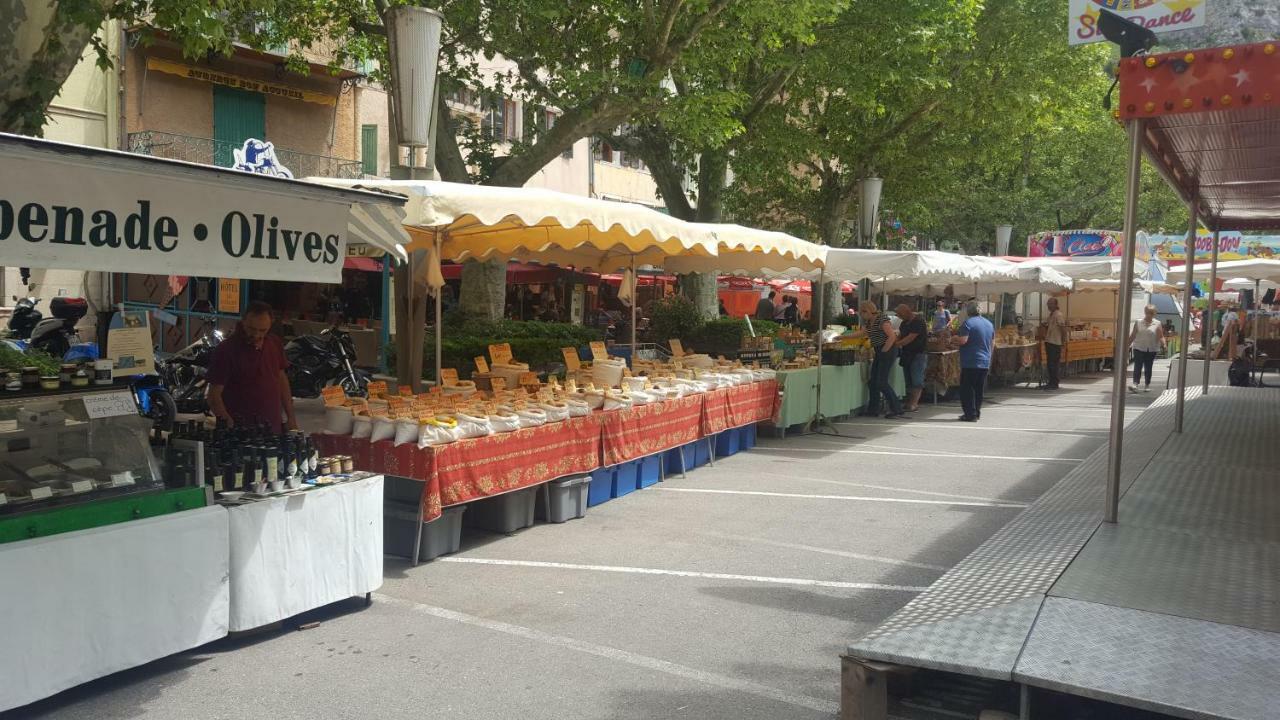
[7, 369, 1163, 720]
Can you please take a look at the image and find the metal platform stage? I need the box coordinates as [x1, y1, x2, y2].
[847, 386, 1280, 720]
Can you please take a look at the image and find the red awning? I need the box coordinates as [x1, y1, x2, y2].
[343, 256, 383, 272]
[1117, 42, 1280, 231]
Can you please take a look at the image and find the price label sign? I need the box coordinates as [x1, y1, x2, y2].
[561, 347, 581, 372]
[489, 343, 513, 366]
[519, 372, 539, 386]
[589, 341, 608, 361]
[474, 356, 490, 374]
[366, 380, 388, 398]
[398, 384, 415, 396]
[490, 376, 508, 392]
[669, 339, 685, 357]
[83, 390, 138, 419]
[440, 368, 459, 387]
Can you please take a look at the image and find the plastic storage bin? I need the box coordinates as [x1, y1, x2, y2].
[664, 442, 698, 475]
[588, 467, 615, 507]
[385, 505, 466, 563]
[715, 428, 741, 457]
[612, 461, 639, 499]
[538, 475, 589, 523]
[465, 486, 538, 534]
[694, 438, 712, 467]
[740, 424, 758, 450]
[637, 454, 662, 488]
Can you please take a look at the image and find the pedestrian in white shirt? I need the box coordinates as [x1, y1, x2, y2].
[1128, 304, 1165, 392]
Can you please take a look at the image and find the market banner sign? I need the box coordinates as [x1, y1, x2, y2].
[1029, 229, 1154, 261]
[1068, 0, 1207, 46]
[0, 143, 350, 283]
[1148, 231, 1280, 263]
[146, 57, 336, 106]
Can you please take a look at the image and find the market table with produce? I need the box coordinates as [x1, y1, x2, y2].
[774, 362, 904, 430]
[313, 372, 778, 522]
[990, 342, 1042, 385]
[925, 350, 961, 391]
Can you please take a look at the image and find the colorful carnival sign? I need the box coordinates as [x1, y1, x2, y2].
[1029, 230, 1154, 261]
[1148, 232, 1280, 263]
[1068, 0, 1207, 47]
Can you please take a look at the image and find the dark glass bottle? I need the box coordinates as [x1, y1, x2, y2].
[305, 434, 319, 478]
[242, 457, 258, 492]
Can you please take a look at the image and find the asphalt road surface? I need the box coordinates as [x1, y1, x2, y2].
[7, 368, 1162, 720]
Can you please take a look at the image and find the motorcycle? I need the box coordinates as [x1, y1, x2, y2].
[133, 326, 224, 429]
[7, 296, 42, 339]
[29, 297, 88, 359]
[286, 326, 369, 398]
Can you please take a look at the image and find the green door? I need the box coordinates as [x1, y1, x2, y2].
[212, 86, 266, 167]
[360, 124, 378, 176]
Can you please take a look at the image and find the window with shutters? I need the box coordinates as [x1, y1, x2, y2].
[360, 124, 378, 176]
[212, 86, 266, 167]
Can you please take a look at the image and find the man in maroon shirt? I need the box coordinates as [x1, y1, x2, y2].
[207, 302, 297, 431]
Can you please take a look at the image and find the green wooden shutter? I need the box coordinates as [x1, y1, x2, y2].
[212, 86, 266, 167]
[361, 124, 378, 176]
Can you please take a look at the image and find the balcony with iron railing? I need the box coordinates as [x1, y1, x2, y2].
[127, 131, 364, 179]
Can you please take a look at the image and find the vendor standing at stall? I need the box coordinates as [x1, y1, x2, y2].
[207, 301, 298, 432]
[860, 300, 904, 419]
[1043, 297, 1067, 390]
[895, 304, 928, 412]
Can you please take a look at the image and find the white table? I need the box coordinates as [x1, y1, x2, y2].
[226, 474, 383, 632]
[1166, 358, 1232, 388]
[0, 506, 229, 712]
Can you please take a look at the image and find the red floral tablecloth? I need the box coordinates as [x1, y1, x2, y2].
[701, 387, 733, 435]
[725, 379, 779, 427]
[317, 414, 601, 521]
[600, 394, 704, 466]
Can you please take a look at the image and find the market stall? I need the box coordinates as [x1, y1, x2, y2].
[0, 133, 408, 712]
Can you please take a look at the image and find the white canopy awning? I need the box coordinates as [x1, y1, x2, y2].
[664, 224, 826, 275]
[310, 179, 721, 272]
[1015, 257, 1138, 280]
[968, 263, 1073, 295]
[1189, 258, 1280, 283]
[1074, 279, 1181, 295]
[0, 134, 409, 284]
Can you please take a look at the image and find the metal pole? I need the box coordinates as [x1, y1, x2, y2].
[1175, 202, 1197, 433]
[380, 255, 391, 373]
[1104, 118, 1144, 524]
[434, 236, 443, 387]
[810, 267, 826, 431]
[1254, 279, 1262, 366]
[1203, 229, 1219, 392]
[629, 255, 637, 360]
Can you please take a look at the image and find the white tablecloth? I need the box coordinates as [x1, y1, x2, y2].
[1166, 358, 1232, 388]
[0, 506, 229, 712]
[226, 475, 383, 631]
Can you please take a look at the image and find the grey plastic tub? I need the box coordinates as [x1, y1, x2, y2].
[385, 504, 466, 563]
[538, 475, 590, 523]
[465, 486, 538, 534]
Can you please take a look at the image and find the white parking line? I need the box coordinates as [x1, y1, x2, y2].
[835, 421, 1107, 436]
[656, 487, 1027, 508]
[751, 446, 1086, 463]
[696, 531, 949, 572]
[436, 557, 928, 591]
[376, 594, 841, 715]
[760, 472, 1033, 504]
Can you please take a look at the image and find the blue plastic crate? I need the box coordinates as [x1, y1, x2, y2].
[637, 454, 662, 488]
[612, 461, 639, 498]
[714, 429, 741, 457]
[693, 438, 711, 467]
[587, 467, 615, 507]
[740, 424, 758, 450]
[664, 443, 697, 475]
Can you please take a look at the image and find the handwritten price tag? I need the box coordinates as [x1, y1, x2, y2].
[366, 380, 388, 398]
[519, 372, 539, 386]
[489, 343, 513, 366]
[440, 368, 459, 387]
[474, 356, 490, 374]
[589, 341, 608, 360]
[561, 347, 581, 372]
[669, 339, 685, 357]
[83, 391, 137, 419]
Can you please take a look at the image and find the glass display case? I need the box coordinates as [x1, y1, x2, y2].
[0, 387, 203, 543]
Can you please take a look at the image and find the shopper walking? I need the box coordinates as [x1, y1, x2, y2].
[755, 291, 777, 321]
[1128, 304, 1165, 393]
[1043, 297, 1067, 389]
[952, 302, 994, 422]
[860, 300, 904, 419]
[895, 304, 928, 411]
